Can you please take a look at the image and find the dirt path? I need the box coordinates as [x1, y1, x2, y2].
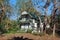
[0, 33, 60, 40]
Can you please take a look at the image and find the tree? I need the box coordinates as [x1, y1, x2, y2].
[50, 0, 57, 36]
[0, 0, 12, 23]
[35, 11, 43, 33]
[0, 0, 13, 34]
[52, 0, 57, 36]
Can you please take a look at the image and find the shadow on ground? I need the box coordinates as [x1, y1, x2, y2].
[8, 36, 33, 40]
[0, 34, 5, 37]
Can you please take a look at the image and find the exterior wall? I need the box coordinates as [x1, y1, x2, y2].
[20, 11, 41, 33]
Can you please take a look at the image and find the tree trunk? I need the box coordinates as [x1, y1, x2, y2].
[38, 16, 43, 33]
[53, 24, 56, 36]
[53, 0, 56, 37]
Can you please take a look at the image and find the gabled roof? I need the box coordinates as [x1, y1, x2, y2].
[20, 11, 40, 20]
[21, 11, 28, 15]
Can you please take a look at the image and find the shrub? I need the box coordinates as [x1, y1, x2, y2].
[39, 33, 45, 36]
[6, 26, 20, 33]
[32, 32, 38, 35]
[32, 32, 45, 36]
[0, 24, 6, 34]
[19, 29, 26, 33]
[26, 29, 32, 33]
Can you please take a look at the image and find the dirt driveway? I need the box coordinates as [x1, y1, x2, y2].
[0, 33, 60, 40]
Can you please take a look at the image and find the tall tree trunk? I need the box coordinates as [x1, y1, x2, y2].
[39, 16, 43, 33]
[38, 16, 43, 33]
[53, 24, 56, 36]
[52, 0, 56, 37]
[37, 16, 40, 33]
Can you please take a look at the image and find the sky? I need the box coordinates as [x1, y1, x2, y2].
[32, 0, 54, 15]
[9, 0, 17, 20]
[9, 0, 54, 20]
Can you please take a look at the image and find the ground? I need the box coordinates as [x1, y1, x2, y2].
[0, 33, 60, 40]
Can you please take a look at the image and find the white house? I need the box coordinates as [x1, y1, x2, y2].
[19, 11, 44, 33]
[19, 11, 37, 31]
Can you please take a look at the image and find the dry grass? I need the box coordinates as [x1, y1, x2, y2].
[0, 33, 60, 40]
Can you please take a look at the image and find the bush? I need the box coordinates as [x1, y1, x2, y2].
[46, 28, 53, 35]
[26, 29, 32, 33]
[19, 29, 26, 33]
[6, 26, 20, 34]
[32, 32, 45, 36]
[39, 33, 45, 36]
[32, 32, 38, 35]
[0, 24, 6, 34]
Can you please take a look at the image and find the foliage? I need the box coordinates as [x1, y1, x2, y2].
[32, 32, 38, 35]
[32, 32, 45, 36]
[5, 26, 20, 34]
[0, 24, 6, 34]
[26, 29, 32, 33]
[0, 0, 13, 34]
[46, 28, 53, 35]
[0, 0, 60, 36]
[39, 33, 45, 36]
[19, 29, 26, 33]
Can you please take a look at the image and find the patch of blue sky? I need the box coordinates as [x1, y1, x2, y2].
[10, 10, 18, 20]
[47, 2, 54, 16]
[34, 6, 45, 15]
[31, 0, 47, 15]
[9, 0, 55, 20]
[56, 0, 60, 3]
[24, 0, 29, 2]
[9, 0, 16, 7]
[9, 0, 17, 20]
[56, 3, 60, 8]
[32, 0, 47, 7]
[32, 0, 54, 16]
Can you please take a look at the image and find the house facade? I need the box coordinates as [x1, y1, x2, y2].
[19, 11, 38, 31]
[19, 11, 44, 33]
